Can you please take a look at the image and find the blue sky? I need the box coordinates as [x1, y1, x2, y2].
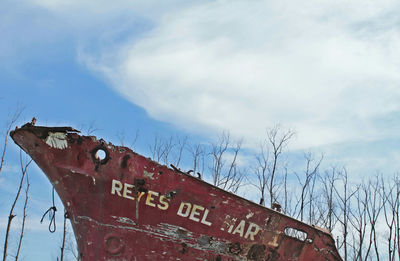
[1, 0, 400, 260]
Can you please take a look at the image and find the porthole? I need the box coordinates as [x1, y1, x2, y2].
[96, 149, 107, 161]
[284, 227, 308, 242]
[91, 146, 110, 164]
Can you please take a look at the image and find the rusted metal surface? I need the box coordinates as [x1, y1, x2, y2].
[11, 123, 342, 261]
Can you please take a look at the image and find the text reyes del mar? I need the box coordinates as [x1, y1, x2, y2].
[111, 179, 262, 241]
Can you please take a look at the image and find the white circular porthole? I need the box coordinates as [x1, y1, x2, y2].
[92, 146, 109, 164]
[95, 148, 107, 161]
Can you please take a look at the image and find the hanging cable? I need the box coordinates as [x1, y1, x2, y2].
[40, 187, 57, 233]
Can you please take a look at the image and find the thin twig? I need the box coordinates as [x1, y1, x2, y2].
[60, 210, 67, 261]
[0, 108, 22, 174]
[2, 150, 32, 261]
[15, 169, 30, 260]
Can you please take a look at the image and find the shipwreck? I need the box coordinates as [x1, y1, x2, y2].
[10, 122, 342, 260]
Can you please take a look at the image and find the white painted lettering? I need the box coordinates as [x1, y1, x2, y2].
[221, 215, 236, 232]
[201, 208, 212, 226]
[228, 218, 237, 233]
[111, 179, 123, 196]
[245, 222, 261, 240]
[268, 234, 279, 247]
[189, 204, 204, 222]
[145, 191, 159, 207]
[111, 179, 170, 212]
[232, 220, 245, 237]
[138, 192, 145, 202]
[123, 183, 135, 200]
[158, 195, 170, 210]
[177, 202, 191, 217]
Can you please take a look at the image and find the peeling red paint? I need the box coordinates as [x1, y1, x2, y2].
[11, 123, 342, 261]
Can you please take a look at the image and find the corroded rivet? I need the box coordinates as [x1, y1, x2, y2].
[104, 233, 125, 255]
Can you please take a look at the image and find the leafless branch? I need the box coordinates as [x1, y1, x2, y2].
[2, 150, 32, 261]
[266, 126, 294, 207]
[60, 209, 67, 261]
[15, 165, 30, 261]
[0, 108, 22, 175]
[187, 143, 205, 177]
[210, 131, 244, 193]
[117, 129, 140, 150]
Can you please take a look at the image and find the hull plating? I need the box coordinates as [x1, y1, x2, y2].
[11, 124, 342, 261]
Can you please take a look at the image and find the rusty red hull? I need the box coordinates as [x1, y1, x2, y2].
[11, 124, 342, 261]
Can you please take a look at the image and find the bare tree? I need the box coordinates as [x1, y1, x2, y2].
[65, 229, 80, 261]
[339, 175, 385, 261]
[187, 143, 205, 178]
[116, 129, 139, 150]
[319, 167, 340, 232]
[365, 176, 384, 261]
[252, 141, 269, 206]
[381, 175, 399, 261]
[59, 210, 68, 261]
[0, 108, 22, 175]
[171, 135, 187, 167]
[148, 135, 174, 165]
[148, 134, 187, 168]
[210, 131, 244, 193]
[2, 151, 32, 261]
[148, 134, 165, 163]
[282, 165, 296, 215]
[294, 152, 323, 222]
[348, 180, 371, 261]
[160, 136, 174, 166]
[78, 120, 100, 136]
[250, 126, 294, 208]
[210, 131, 229, 186]
[56, 217, 81, 261]
[15, 164, 30, 261]
[333, 168, 356, 261]
[223, 139, 244, 193]
[266, 126, 294, 207]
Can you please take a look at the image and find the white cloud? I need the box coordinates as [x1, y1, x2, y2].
[77, 0, 400, 149]
[31, 0, 400, 150]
